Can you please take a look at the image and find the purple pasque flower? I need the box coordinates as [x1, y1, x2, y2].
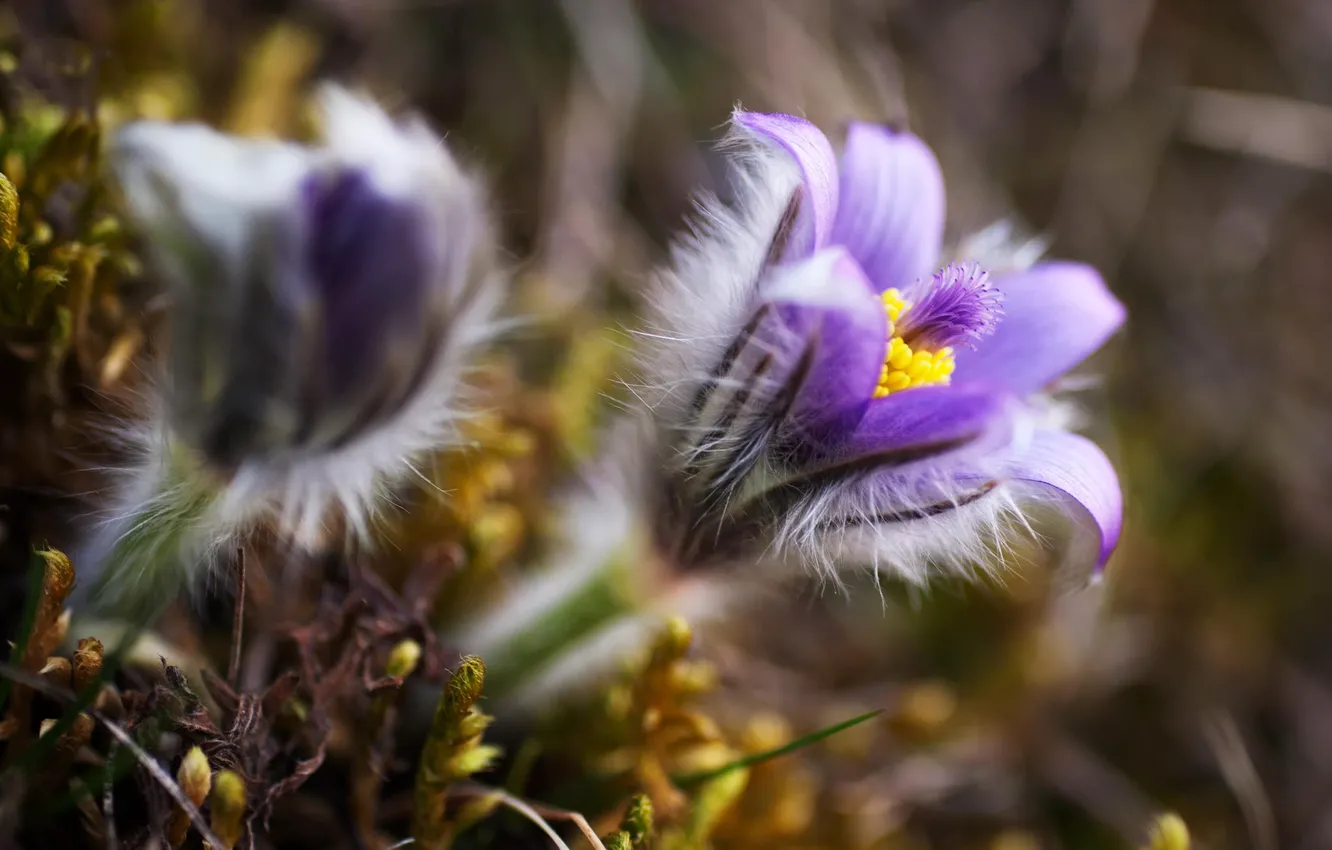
[448, 110, 1124, 710]
[637, 110, 1125, 587]
[77, 85, 502, 617]
[109, 85, 501, 542]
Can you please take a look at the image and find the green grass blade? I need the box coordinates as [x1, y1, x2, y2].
[671, 709, 883, 789]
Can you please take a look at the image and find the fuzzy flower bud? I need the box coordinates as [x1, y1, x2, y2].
[76, 83, 504, 619]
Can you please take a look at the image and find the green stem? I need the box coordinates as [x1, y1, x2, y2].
[82, 440, 223, 622]
[478, 553, 641, 702]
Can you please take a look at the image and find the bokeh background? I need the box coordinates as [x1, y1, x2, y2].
[4, 0, 1332, 848]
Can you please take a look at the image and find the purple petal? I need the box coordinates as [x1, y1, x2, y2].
[1000, 429, 1122, 569]
[831, 122, 945, 294]
[733, 110, 839, 258]
[761, 248, 887, 444]
[831, 383, 1006, 462]
[302, 168, 430, 403]
[953, 262, 1126, 394]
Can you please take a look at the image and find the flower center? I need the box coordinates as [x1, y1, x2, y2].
[875, 289, 956, 398]
[874, 262, 1002, 399]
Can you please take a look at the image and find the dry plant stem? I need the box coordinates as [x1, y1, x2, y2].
[229, 548, 246, 687]
[354, 667, 414, 848]
[1038, 732, 1160, 844]
[354, 686, 398, 841]
[38, 712, 94, 797]
[532, 0, 648, 314]
[0, 661, 227, 849]
[71, 777, 108, 846]
[103, 740, 119, 850]
[1204, 711, 1277, 850]
[449, 783, 591, 850]
[241, 550, 304, 692]
[522, 796, 612, 850]
[38, 657, 72, 690]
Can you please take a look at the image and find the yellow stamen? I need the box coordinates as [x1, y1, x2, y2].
[881, 288, 909, 324]
[874, 289, 956, 399]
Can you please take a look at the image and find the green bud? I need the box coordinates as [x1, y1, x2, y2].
[29, 220, 53, 246]
[446, 655, 486, 714]
[650, 616, 692, 665]
[450, 743, 501, 777]
[88, 215, 121, 243]
[385, 639, 422, 680]
[209, 770, 246, 850]
[1144, 813, 1189, 850]
[9, 243, 29, 277]
[457, 710, 493, 741]
[620, 794, 653, 844]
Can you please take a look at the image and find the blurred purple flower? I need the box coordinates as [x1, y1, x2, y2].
[78, 86, 502, 617]
[112, 88, 500, 494]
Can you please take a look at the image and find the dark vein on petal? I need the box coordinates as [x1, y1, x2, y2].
[685, 351, 775, 478]
[688, 303, 774, 418]
[763, 189, 802, 271]
[822, 479, 1000, 529]
[737, 431, 985, 527]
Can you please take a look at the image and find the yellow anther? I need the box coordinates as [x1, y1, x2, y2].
[880, 288, 909, 325]
[887, 338, 913, 370]
[908, 353, 935, 380]
[874, 296, 957, 398]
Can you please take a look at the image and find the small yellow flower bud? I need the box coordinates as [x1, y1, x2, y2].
[655, 617, 692, 661]
[29, 220, 53, 246]
[179, 747, 212, 806]
[209, 770, 246, 850]
[168, 747, 212, 848]
[385, 639, 422, 680]
[1143, 813, 1190, 850]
